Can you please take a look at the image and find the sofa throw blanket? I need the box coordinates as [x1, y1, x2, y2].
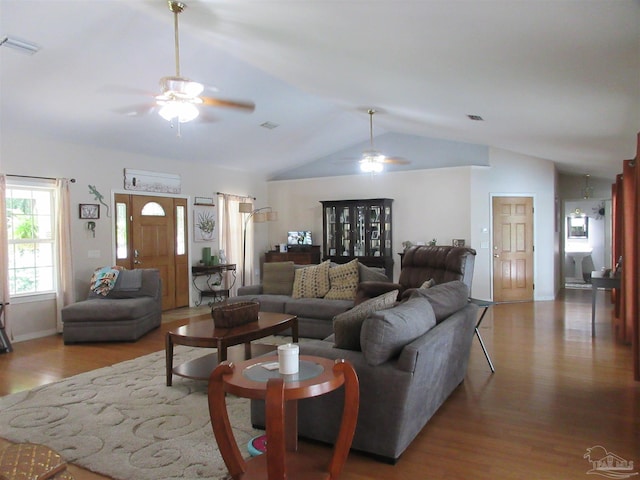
[90, 266, 123, 296]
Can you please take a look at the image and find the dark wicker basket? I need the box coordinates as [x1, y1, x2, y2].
[211, 301, 259, 328]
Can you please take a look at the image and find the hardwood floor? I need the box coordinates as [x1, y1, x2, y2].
[1, 290, 638, 479]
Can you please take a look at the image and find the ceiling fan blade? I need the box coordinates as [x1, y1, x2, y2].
[381, 156, 411, 165]
[113, 103, 157, 117]
[201, 96, 255, 112]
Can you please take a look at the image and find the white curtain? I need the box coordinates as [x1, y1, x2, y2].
[218, 194, 253, 296]
[55, 178, 75, 332]
[0, 176, 10, 340]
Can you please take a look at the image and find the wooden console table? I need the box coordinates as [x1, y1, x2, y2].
[191, 264, 236, 306]
[209, 356, 359, 480]
[265, 245, 321, 265]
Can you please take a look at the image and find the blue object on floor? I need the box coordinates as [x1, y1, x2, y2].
[248, 434, 267, 456]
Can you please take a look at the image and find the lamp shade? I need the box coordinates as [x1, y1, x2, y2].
[239, 202, 253, 213]
[267, 211, 278, 221]
[253, 212, 267, 223]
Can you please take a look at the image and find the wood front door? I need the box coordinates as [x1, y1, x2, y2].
[115, 194, 189, 310]
[492, 196, 534, 302]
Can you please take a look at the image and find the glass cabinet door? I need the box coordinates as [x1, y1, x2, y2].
[339, 206, 351, 256]
[324, 206, 337, 256]
[368, 205, 381, 257]
[382, 204, 392, 256]
[355, 205, 366, 257]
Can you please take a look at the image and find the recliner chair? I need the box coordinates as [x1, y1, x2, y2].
[355, 245, 476, 304]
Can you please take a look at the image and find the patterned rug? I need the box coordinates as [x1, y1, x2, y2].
[0, 346, 263, 480]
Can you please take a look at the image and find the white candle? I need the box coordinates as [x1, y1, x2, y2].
[277, 343, 299, 374]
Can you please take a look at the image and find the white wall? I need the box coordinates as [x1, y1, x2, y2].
[267, 167, 472, 284]
[470, 148, 557, 301]
[2, 132, 267, 341]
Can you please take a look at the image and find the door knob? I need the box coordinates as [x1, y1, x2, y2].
[494, 254, 500, 258]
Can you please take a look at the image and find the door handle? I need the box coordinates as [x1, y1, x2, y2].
[494, 254, 500, 258]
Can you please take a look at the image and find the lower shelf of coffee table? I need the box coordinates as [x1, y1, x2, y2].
[172, 343, 277, 381]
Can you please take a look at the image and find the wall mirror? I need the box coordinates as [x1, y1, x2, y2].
[567, 216, 589, 239]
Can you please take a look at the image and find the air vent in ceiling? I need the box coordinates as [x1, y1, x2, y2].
[467, 114, 484, 121]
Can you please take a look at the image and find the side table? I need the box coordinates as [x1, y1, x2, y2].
[590, 271, 620, 338]
[468, 298, 496, 373]
[208, 355, 359, 480]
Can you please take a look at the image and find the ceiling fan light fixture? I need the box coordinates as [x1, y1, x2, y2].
[159, 76, 204, 98]
[158, 101, 200, 123]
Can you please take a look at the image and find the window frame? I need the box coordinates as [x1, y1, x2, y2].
[5, 180, 58, 299]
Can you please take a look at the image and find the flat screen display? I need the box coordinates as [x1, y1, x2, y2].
[287, 231, 312, 245]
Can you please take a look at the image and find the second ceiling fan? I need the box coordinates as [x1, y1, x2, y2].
[358, 109, 409, 173]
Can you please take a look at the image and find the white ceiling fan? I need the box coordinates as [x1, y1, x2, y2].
[156, 1, 255, 123]
[359, 109, 409, 173]
[115, 1, 254, 126]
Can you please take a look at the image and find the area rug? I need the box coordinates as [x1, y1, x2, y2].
[0, 346, 264, 480]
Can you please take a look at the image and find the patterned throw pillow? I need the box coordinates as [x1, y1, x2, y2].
[325, 259, 360, 300]
[291, 261, 331, 299]
[90, 266, 123, 296]
[333, 289, 399, 350]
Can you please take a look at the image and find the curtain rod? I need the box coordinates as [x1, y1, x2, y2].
[7, 174, 76, 183]
[216, 191, 255, 200]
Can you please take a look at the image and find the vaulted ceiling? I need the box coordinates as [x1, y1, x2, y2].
[1, 1, 638, 180]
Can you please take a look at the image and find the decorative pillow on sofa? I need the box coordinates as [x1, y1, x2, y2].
[263, 261, 295, 295]
[325, 259, 359, 300]
[420, 278, 436, 289]
[333, 289, 398, 350]
[409, 280, 469, 323]
[361, 295, 437, 366]
[358, 263, 390, 282]
[292, 261, 331, 299]
[89, 266, 123, 296]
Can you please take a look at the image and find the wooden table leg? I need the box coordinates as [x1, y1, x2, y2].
[266, 378, 287, 480]
[208, 362, 246, 479]
[165, 333, 174, 386]
[328, 359, 359, 479]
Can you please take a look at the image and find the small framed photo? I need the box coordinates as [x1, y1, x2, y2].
[452, 239, 465, 247]
[194, 196, 215, 206]
[79, 204, 100, 219]
[371, 230, 380, 240]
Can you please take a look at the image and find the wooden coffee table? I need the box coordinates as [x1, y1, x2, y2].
[166, 311, 298, 386]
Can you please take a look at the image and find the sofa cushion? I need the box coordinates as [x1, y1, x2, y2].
[358, 263, 390, 282]
[285, 297, 353, 320]
[62, 296, 156, 322]
[292, 261, 330, 299]
[333, 289, 399, 350]
[229, 294, 289, 313]
[262, 261, 295, 295]
[409, 280, 469, 323]
[325, 259, 359, 300]
[361, 295, 437, 366]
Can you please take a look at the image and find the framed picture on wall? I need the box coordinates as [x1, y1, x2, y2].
[79, 204, 100, 219]
[452, 239, 465, 247]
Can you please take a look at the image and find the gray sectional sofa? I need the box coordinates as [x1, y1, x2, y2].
[251, 280, 478, 463]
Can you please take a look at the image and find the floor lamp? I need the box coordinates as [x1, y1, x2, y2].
[239, 203, 278, 286]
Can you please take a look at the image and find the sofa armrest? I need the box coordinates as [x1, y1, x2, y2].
[354, 281, 403, 305]
[237, 285, 263, 295]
